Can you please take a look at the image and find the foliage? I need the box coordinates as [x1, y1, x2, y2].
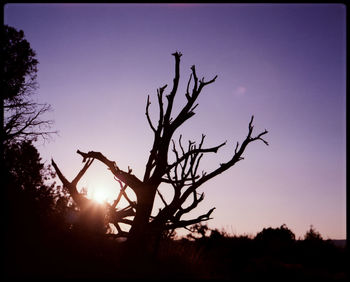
[5, 140, 69, 233]
[304, 224, 323, 241]
[1, 24, 65, 249]
[1, 25, 55, 145]
[1, 25, 38, 101]
[255, 224, 296, 243]
[4, 140, 73, 279]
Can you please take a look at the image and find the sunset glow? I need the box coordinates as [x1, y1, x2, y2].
[89, 188, 110, 204]
[4, 3, 346, 240]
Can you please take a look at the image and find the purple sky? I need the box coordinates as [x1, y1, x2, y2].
[4, 3, 346, 239]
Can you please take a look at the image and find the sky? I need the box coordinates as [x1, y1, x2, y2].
[4, 3, 346, 239]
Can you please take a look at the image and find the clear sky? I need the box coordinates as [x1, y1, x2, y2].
[4, 3, 346, 239]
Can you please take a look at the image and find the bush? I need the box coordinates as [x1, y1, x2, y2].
[255, 224, 296, 243]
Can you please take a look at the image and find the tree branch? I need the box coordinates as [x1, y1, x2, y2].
[170, 66, 218, 132]
[165, 207, 215, 230]
[166, 139, 226, 174]
[51, 158, 87, 206]
[177, 116, 268, 207]
[153, 115, 268, 227]
[4, 102, 56, 143]
[71, 158, 94, 187]
[76, 150, 143, 193]
[163, 51, 182, 126]
[113, 177, 136, 209]
[173, 191, 204, 222]
[157, 188, 168, 207]
[145, 95, 156, 133]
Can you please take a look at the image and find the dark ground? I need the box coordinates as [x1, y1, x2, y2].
[3, 227, 347, 280]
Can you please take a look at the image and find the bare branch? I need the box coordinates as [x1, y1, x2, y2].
[4, 102, 57, 144]
[76, 150, 143, 192]
[143, 85, 167, 182]
[164, 52, 182, 125]
[192, 153, 204, 182]
[71, 158, 94, 187]
[198, 75, 218, 92]
[173, 191, 204, 222]
[114, 177, 136, 208]
[161, 175, 199, 185]
[156, 85, 167, 131]
[190, 65, 198, 93]
[113, 222, 123, 234]
[176, 116, 268, 208]
[178, 134, 185, 156]
[169, 66, 218, 131]
[51, 159, 87, 206]
[145, 95, 156, 133]
[112, 179, 128, 209]
[109, 206, 135, 224]
[189, 103, 199, 114]
[152, 115, 268, 229]
[157, 189, 168, 207]
[185, 73, 193, 100]
[251, 130, 269, 146]
[235, 142, 240, 154]
[166, 140, 227, 174]
[165, 207, 215, 230]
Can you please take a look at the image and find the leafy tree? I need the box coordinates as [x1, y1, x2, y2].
[1, 25, 65, 242]
[4, 139, 72, 279]
[255, 224, 296, 243]
[5, 140, 68, 231]
[1, 25, 38, 101]
[304, 225, 323, 241]
[1, 25, 55, 146]
[52, 52, 268, 248]
[254, 224, 296, 257]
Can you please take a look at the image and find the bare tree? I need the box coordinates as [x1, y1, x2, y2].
[4, 100, 55, 144]
[52, 52, 268, 245]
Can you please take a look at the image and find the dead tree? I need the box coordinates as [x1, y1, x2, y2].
[52, 52, 268, 243]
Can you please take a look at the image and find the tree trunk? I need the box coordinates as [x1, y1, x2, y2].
[128, 185, 157, 246]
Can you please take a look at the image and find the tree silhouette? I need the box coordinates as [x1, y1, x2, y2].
[5, 140, 69, 239]
[304, 225, 323, 241]
[1, 25, 56, 146]
[4, 139, 72, 278]
[52, 52, 268, 247]
[255, 224, 296, 243]
[2, 26, 65, 267]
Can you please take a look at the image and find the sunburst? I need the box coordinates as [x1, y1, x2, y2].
[91, 189, 108, 203]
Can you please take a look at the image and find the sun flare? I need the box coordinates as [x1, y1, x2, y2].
[91, 189, 108, 203]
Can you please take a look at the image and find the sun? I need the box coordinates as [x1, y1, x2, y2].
[91, 189, 108, 203]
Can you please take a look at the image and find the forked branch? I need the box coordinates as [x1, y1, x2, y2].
[165, 207, 216, 230]
[51, 158, 89, 206]
[76, 150, 143, 193]
[152, 115, 268, 228]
